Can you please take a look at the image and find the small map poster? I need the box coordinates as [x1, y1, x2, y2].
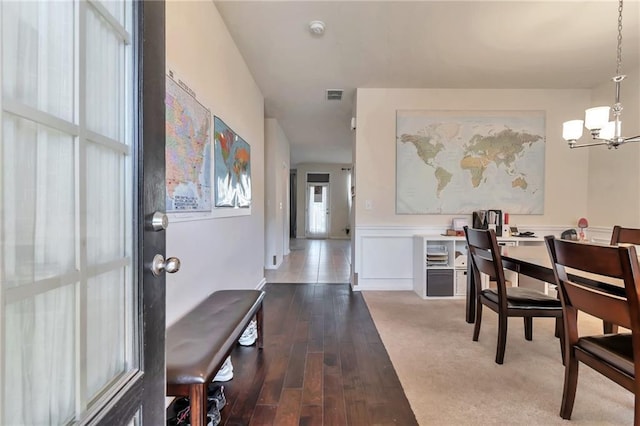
[396, 110, 545, 214]
[213, 116, 251, 208]
[165, 74, 212, 212]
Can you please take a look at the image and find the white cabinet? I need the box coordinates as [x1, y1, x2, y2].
[413, 236, 467, 298]
[413, 234, 543, 299]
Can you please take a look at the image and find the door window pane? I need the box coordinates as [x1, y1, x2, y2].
[87, 268, 129, 400]
[4, 284, 76, 425]
[1, 1, 74, 122]
[86, 4, 123, 141]
[86, 141, 125, 265]
[2, 114, 76, 286]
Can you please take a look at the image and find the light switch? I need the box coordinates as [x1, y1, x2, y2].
[365, 200, 373, 210]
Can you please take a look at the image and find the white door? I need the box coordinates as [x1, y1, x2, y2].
[306, 183, 330, 239]
[0, 1, 167, 424]
[282, 162, 289, 254]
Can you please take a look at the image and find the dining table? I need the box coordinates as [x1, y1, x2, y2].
[465, 244, 627, 324]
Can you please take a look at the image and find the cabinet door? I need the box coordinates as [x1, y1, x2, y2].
[455, 269, 468, 296]
[427, 269, 454, 296]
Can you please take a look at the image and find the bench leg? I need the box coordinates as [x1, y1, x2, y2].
[257, 303, 264, 350]
[189, 383, 208, 426]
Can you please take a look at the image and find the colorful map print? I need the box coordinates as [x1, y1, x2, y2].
[165, 76, 211, 212]
[396, 111, 545, 214]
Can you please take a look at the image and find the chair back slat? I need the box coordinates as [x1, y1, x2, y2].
[564, 283, 630, 328]
[473, 255, 498, 277]
[552, 238, 625, 278]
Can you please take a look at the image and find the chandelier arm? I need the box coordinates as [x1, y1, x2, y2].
[569, 141, 611, 149]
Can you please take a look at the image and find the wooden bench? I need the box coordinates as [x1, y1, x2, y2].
[166, 289, 265, 426]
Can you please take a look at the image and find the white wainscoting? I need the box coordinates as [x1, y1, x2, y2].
[353, 226, 440, 291]
[587, 226, 614, 244]
[352, 225, 613, 291]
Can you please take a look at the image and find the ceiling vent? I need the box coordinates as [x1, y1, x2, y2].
[326, 89, 343, 101]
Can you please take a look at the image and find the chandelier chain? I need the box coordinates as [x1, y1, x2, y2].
[616, 0, 623, 76]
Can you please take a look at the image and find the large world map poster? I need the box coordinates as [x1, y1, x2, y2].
[165, 75, 212, 213]
[396, 110, 545, 214]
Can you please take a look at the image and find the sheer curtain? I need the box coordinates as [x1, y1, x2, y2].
[1, 1, 134, 423]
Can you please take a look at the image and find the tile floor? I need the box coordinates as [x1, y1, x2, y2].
[264, 238, 351, 283]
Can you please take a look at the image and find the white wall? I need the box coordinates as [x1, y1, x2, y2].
[264, 119, 290, 269]
[354, 88, 594, 228]
[352, 88, 596, 290]
[295, 163, 352, 239]
[165, 1, 265, 325]
[587, 67, 640, 227]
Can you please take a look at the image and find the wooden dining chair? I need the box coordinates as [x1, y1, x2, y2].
[464, 226, 563, 364]
[545, 236, 640, 423]
[605, 225, 640, 333]
[611, 225, 640, 246]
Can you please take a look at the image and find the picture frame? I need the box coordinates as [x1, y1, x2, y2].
[452, 218, 469, 231]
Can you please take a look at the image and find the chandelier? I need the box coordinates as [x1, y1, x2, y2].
[562, 0, 640, 149]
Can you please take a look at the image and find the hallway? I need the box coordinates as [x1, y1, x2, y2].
[206, 240, 419, 425]
[265, 239, 351, 284]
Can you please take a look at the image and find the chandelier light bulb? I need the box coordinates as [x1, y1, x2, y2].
[599, 121, 615, 140]
[562, 120, 584, 141]
[584, 106, 610, 131]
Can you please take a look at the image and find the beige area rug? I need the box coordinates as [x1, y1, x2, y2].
[363, 291, 634, 425]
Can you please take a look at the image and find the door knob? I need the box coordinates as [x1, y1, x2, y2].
[151, 254, 181, 276]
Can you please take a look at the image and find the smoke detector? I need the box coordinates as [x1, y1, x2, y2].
[309, 20, 325, 36]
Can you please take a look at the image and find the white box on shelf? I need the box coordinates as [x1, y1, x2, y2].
[454, 241, 467, 267]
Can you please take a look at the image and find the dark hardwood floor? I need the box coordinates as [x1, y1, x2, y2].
[215, 283, 418, 426]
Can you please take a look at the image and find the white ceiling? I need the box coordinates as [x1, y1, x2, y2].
[214, 1, 640, 166]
